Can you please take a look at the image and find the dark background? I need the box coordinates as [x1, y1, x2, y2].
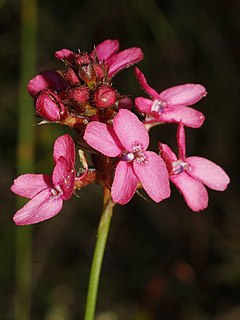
[0, 0, 239, 319]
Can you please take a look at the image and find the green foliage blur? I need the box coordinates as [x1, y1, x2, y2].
[0, 0, 239, 319]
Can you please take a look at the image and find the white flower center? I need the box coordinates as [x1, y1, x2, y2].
[171, 160, 189, 175]
[50, 185, 63, 199]
[151, 99, 166, 114]
[120, 143, 147, 164]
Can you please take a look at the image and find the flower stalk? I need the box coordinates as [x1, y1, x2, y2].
[84, 187, 115, 320]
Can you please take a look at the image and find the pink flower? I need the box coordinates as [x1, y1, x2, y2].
[135, 67, 206, 128]
[83, 109, 170, 204]
[11, 135, 76, 225]
[92, 39, 144, 78]
[159, 123, 230, 211]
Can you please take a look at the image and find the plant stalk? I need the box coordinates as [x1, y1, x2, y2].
[84, 187, 115, 320]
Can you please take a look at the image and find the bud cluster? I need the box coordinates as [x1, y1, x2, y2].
[28, 40, 140, 131]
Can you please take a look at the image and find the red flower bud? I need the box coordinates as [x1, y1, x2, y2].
[94, 85, 117, 108]
[59, 86, 90, 113]
[75, 53, 91, 66]
[64, 67, 80, 86]
[35, 90, 66, 121]
[78, 64, 96, 86]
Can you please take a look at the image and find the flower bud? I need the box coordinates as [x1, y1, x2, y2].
[35, 90, 66, 121]
[75, 53, 91, 66]
[94, 85, 117, 108]
[55, 48, 76, 62]
[64, 67, 80, 86]
[59, 86, 90, 113]
[78, 64, 96, 87]
[28, 71, 67, 97]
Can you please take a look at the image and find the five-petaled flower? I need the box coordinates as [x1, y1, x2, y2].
[83, 109, 171, 204]
[11, 134, 76, 225]
[135, 67, 206, 128]
[159, 123, 230, 211]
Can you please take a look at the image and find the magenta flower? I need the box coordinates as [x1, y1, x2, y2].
[159, 123, 230, 211]
[92, 39, 144, 78]
[135, 67, 206, 128]
[83, 109, 170, 204]
[11, 135, 76, 225]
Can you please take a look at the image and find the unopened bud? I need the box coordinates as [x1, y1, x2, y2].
[78, 64, 96, 88]
[64, 67, 80, 86]
[55, 48, 76, 62]
[94, 85, 117, 108]
[59, 86, 90, 113]
[75, 53, 91, 66]
[35, 90, 66, 121]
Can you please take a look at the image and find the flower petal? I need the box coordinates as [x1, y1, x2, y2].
[11, 174, 53, 199]
[53, 134, 75, 165]
[133, 151, 170, 202]
[159, 143, 177, 172]
[135, 97, 153, 114]
[159, 84, 207, 107]
[52, 157, 75, 200]
[113, 109, 149, 151]
[170, 172, 208, 212]
[186, 156, 230, 191]
[84, 122, 123, 157]
[107, 48, 144, 78]
[160, 106, 205, 128]
[111, 161, 138, 204]
[134, 67, 159, 99]
[28, 71, 67, 97]
[93, 39, 119, 61]
[13, 189, 63, 225]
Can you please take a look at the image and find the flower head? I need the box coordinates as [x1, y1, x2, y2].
[83, 109, 170, 204]
[135, 68, 206, 128]
[159, 123, 230, 211]
[11, 135, 76, 225]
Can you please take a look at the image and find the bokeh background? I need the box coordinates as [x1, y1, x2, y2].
[0, 0, 239, 319]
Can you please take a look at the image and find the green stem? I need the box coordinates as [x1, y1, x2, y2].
[15, 0, 37, 319]
[84, 187, 115, 320]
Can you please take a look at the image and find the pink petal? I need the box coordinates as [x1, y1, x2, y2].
[170, 172, 208, 212]
[93, 39, 119, 61]
[28, 71, 67, 97]
[11, 174, 53, 199]
[107, 48, 144, 78]
[186, 156, 230, 191]
[177, 122, 186, 160]
[160, 106, 205, 128]
[135, 97, 153, 114]
[113, 109, 149, 152]
[13, 189, 63, 225]
[83, 122, 123, 157]
[111, 161, 139, 204]
[55, 48, 76, 62]
[159, 83, 207, 107]
[159, 143, 177, 172]
[52, 157, 75, 200]
[134, 67, 159, 99]
[133, 151, 170, 202]
[53, 134, 75, 165]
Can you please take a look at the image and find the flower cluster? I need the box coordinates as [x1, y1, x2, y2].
[11, 39, 230, 225]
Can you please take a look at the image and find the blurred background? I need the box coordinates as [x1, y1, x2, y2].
[0, 0, 239, 319]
